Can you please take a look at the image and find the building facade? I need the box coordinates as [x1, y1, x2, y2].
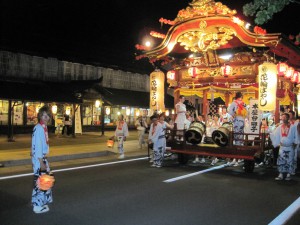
[0, 50, 173, 135]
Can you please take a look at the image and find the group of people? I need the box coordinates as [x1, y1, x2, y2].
[30, 94, 299, 213]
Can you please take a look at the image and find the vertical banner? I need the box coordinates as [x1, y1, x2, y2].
[75, 105, 82, 134]
[248, 99, 262, 135]
[150, 70, 165, 113]
[258, 62, 277, 111]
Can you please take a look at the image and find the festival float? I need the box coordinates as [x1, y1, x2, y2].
[136, 0, 300, 172]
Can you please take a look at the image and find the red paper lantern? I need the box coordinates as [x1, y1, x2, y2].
[107, 139, 114, 148]
[37, 174, 55, 191]
[292, 71, 299, 83]
[277, 62, 288, 77]
[285, 67, 295, 79]
[167, 70, 176, 80]
[188, 67, 199, 78]
[220, 65, 232, 77]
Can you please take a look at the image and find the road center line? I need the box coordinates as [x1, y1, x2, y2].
[268, 197, 300, 225]
[0, 157, 148, 180]
[163, 164, 226, 183]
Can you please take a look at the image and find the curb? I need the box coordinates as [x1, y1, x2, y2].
[1, 150, 116, 167]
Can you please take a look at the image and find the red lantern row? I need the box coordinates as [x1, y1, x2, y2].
[277, 62, 299, 84]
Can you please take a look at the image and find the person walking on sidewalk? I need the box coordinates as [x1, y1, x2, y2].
[115, 114, 129, 159]
[31, 105, 53, 214]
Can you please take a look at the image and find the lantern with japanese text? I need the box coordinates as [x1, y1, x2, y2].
[277, 62, 288, 77]
[285, 67, 294, 79]
[258, 62, 277, 111]
[150, 70, 165, 112]
[220, 65, 232, 77]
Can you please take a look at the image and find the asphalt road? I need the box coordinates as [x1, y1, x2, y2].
[1, 157, 300, 225]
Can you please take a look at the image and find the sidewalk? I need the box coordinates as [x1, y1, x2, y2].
[0, 131, 149, 175]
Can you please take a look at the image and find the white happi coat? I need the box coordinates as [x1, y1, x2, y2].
[148, 122, 164, 151]
[228, 100, 247, 145]
[175, 102, 186, 130]
[148, 122, 165, 166]
[289, 121, 299, 172]
[270, 124, 295, 174]
[115, 121, 129, 154]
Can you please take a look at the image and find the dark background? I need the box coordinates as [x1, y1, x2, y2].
[1, 0, 299, 74]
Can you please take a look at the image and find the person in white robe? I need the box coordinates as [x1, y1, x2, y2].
[175, 95, 186, 140]
[115, 114, 129, 159]
[270, 113, 294, 180]
[228, 92, 248, 146]
[148, 115, 164, 168]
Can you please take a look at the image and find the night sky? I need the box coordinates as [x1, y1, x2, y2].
[1, 0, 299, 74]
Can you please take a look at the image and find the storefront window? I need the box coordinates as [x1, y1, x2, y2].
[82, 104, 102, 125]
[13, 101, 23, 125]
[93, 105, 101, 125]
[52, 103, 65, 129]
[107, 107, 149, 126]
[0, 100, 8, 125]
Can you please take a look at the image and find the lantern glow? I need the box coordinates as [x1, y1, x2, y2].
[258, 62, 277, 111]
[291, 71, 299, 83]
[37, 174, 55, 191]
[188, 67, 199, 78]
[95, 100, 101, 108]
[220, 65, 232, 77]
[65, 106, 71, 115]
[107, 139, 114, 148]
[105, 107, 111, 115]
[165, 110, 170, 117]
[285, 67, 294, 79]
[51, 105, 57, 114]
[150, 70, 165, 112]
[277, 62, 288, 77]
[167, 70, 176, 80]
[126, 108, 130, 116]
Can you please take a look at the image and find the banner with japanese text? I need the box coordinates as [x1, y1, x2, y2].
[248, 99, 262, 136]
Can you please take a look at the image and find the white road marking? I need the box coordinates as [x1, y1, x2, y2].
[0, 157, 148, 180]
[268, 197, 300, 225]
[163, 164, 226, 183]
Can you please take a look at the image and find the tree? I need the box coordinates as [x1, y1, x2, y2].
[243, 0, 299, 25]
